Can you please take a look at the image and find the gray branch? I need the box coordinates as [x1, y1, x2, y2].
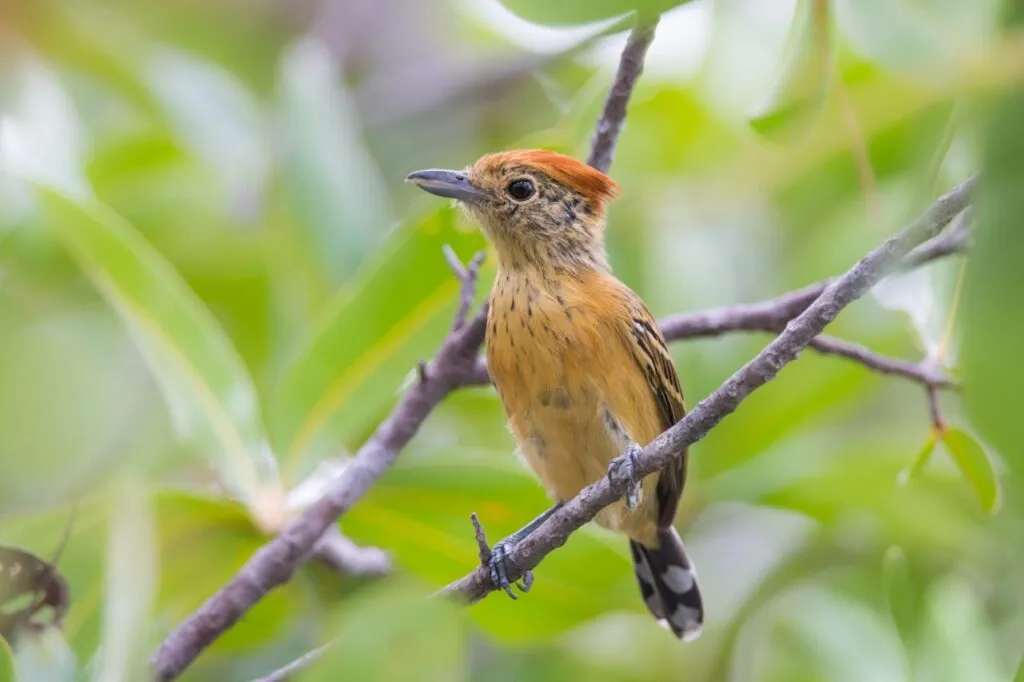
[587, 20, 657, 173]
[151, 279, 488, 681]
[312, 526, 392, 577]
[437, 175, 977, 603]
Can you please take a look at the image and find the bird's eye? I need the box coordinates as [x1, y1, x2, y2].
[507, 179, 535, 201]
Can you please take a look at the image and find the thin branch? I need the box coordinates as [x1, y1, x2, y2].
[901, 207, 972, 271]
[927, 385, 945, 430]
[807, 336, 953, 388]
[587, 20, 658, 173]
[444, 246, 487, 331]
[312, 526, 391, 577]
[437, 175, 977, 603]
[469, 513, 492, 567]
[151, 254, 488, 682]
[250, 641, 336, 682]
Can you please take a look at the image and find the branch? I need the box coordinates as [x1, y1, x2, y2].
[587, 20, 658, 173]
[151, 254, 488, 682]
[312, 526, 391, 577]
[437, 175, 977, 603]
[249, 641, 335, 682]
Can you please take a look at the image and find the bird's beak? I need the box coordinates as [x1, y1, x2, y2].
[405, 169, 490, 206]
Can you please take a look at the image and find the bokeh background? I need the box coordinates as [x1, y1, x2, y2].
[1, 0, 1022, 680]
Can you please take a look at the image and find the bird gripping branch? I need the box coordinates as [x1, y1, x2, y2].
[408, 149, 703, 640]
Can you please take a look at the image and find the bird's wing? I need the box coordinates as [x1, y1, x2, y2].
[618, 291, 688, 529]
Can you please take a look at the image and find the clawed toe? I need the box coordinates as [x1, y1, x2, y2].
[489, 541, 533, 599]
[608, 445, 643, 510]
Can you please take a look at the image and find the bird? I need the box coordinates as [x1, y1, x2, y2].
[406, 149, 703, 640]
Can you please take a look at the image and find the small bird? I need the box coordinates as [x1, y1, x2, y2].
[407, 149, 703, 640]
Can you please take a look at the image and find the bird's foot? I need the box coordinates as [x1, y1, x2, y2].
[489, 539, 534, 600]
[608, 444, 644, 511]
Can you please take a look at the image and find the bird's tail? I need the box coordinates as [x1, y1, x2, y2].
[630, 527, 703, 641]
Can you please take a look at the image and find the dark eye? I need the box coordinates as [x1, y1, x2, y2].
[507, 179, 535, 201]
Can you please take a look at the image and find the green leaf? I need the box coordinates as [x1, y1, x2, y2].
[897, 432, 938, 485]
[94, 479, 156, 682]
[297, 580, 467, 682]
[273, 209, 487, 482]
[882, 545, 925, 651]
[962, 40, 1024, 498]
[833, 0, 996, 76]
[34, 187, 282, 528]
[940, 428, 999, 514]
[0, 637, 15, 682]
[146, 48, 270, 215]
[496, 0, 691, 26]
[748, 0, 833, 141]
[278, 37, 393, 285]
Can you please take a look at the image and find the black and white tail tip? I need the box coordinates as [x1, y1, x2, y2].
[630, 527, 704, 641]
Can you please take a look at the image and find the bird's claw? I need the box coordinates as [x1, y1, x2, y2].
[608, 444, 643, 511]
[489, 540, 534, 599]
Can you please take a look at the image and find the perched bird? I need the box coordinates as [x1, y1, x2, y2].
[407, 149, 703, 640]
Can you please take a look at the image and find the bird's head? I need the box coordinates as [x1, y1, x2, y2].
[407, 149, 619, 271]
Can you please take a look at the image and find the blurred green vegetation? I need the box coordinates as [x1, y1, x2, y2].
[0, 0, 1021, 680]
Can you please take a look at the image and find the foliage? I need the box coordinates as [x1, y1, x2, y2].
[0, 0, 1019, 680]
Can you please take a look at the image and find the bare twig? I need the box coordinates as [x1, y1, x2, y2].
[808, 336, 953, 388]
[444, 247, 487, 331]
[437, 175, 977, 603]
[587, 20, 658, 173]
[312, 526, 391, 577]
[250, 641, 336, 682]
[469, 513, 492, 567]
[901, 207, 972, 270]
[927, 385, 945, 430]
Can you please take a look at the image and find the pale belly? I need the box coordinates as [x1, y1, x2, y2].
[507, 382, 660, 543]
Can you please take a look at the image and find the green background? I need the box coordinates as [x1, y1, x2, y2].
[0, 0, 1021, 680]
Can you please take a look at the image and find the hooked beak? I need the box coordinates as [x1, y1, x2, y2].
[405, 169, 490, 206]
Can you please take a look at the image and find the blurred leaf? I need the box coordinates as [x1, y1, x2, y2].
[962, 40, 1024, 491]
[94, 479, 156, 682]
[496, 0, 692, 26]
[11, 629, 76, 682]
[898, 431, 937, 485]
[278, 37, 393, 284]
[917, 575, 1007, 682]
[939, 428, 999, 514]
[273, 209, 487, 481]
[0, 58, 87, 198]
[35, 187, 283, 528]
[749, 0, 833, 141]
[882, 545, 925, 652]
[145, 47, 270, 219]
[0, 637, 14, 682]
[833, 0, 997, 76]
[296, 580, 466, 682]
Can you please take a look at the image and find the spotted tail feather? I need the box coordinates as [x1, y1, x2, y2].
[630, 527, 703, 641]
